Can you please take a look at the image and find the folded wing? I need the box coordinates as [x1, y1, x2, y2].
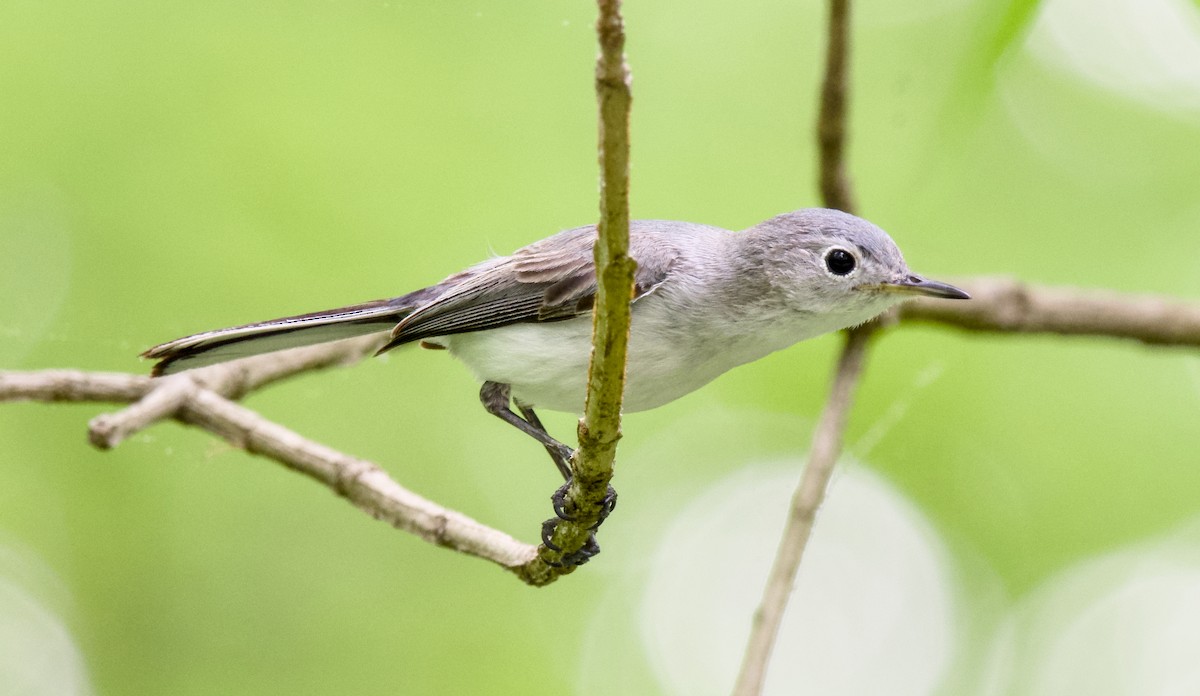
[378, 224, 677, 352]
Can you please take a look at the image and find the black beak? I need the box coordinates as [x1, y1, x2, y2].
[881, 275, 970, 300]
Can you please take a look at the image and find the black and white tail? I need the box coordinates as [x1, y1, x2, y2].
[143, 296, 419, 376]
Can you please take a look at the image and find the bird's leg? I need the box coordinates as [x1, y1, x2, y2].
[512, 401, 617, 520]
[513, 401, 573, 481]
[478, 382, 615, 566]
[479, 382, 574, 475]
[517, 399, 617, 564]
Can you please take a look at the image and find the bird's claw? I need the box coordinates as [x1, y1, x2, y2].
[550, 480, 617, 526]
[595, 484, 618, 529]
[540, 526, 601, 567]
[551, 482, 573, 522]
[540, 480, 618, 566]
[541, 517, 562, 551]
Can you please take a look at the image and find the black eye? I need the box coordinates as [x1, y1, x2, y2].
[824, 248, 856, 276]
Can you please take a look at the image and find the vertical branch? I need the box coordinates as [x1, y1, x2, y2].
[517, 0, 635, 581]
[583, 0, 635, 455]
[817, 0, 855, 213]
[731, 329, 873, 695]
[733, 0, 870, 692]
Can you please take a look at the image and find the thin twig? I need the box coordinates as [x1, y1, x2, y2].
[817, 0, 855, 213]
[734, 0, 863, 692]
[0, 370, 153, 402]
[88, 375, 195, 449]
[0, 335, 380, 411]
[901, 277, 1200, 349]
[731, 327, 874, 696]
[178, 389, 536, 569]
[88, 334, 384, 449]
[520, 0, 635, 580]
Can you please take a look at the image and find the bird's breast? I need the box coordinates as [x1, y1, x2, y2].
[440, 296, 827, 414]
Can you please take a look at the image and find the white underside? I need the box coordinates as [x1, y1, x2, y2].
[438, 297, 880, 413]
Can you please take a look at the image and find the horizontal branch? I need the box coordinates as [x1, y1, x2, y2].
[0, 334, 384, 409]
[0, 369, 153, 402]
[86, 334, 385, 449]
[900, 277, 1200, 348]
[1, 335, 541, 577]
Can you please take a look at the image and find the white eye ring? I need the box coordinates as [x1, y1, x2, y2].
[823, 247, 858, 277]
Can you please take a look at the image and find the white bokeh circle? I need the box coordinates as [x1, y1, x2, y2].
[638, 463, 960, 696]
[998, 522, 1200, 696]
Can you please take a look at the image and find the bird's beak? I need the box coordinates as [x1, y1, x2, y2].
[878, 275, 970, 300]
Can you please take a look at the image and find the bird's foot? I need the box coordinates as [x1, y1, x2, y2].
[550, 480, 617, 529]
[540, 521, 601, 567]
[540, 480, 618, 566]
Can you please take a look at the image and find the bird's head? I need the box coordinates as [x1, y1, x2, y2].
[744, 208, 969, 322]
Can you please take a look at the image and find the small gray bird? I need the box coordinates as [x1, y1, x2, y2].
[145, 208, 966, 558]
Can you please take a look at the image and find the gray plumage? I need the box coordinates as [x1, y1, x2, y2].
[144, 208, 967, 413]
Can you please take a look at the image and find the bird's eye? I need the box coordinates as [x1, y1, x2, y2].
[824, 248, 857, 276]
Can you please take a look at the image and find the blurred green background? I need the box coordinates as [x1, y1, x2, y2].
[3, 0, 1200, 694]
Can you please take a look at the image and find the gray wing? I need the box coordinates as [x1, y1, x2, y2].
[377, 224, 678, 351]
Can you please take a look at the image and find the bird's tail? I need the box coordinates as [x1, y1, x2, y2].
[142, 295, 421, 376]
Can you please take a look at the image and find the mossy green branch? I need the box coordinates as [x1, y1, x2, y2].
[514, 0, 634, 584]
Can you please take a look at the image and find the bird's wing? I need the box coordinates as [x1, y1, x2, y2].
[381, 225, 677, 349]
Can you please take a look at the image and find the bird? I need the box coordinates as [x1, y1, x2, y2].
[144, 208, 968, 561]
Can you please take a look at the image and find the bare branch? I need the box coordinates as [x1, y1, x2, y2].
[523, 0, 635, 578]
[1, 367, 538, 572]
[90, 334, 384, 449]
[901, 277, 1200, 349]
[0, 370, 152, 402]
[89, 375, 194, 449]
[735, 0, 864, 692]
[732, 327, 874, 696]
[177, 389, 536, 569]
[817, 0, 855, 213]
